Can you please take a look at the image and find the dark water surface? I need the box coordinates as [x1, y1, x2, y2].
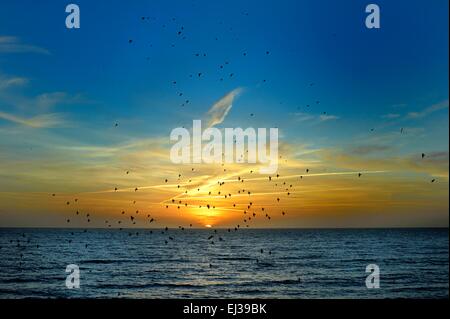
[0, 228, 448, 298]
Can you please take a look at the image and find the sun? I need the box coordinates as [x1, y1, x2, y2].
[205, 224, 212, 228]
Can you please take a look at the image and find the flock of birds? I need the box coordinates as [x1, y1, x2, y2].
[7, 147, 436, 270]
[54, 149, 436, 250]
[2, 13, 440, 270]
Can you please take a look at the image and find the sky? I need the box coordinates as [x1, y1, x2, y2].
[0, 0, 448, 228]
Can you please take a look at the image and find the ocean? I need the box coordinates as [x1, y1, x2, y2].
[0, 228, 448, 299]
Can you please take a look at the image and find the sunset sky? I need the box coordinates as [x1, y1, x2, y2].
[0, 0, 448, 228]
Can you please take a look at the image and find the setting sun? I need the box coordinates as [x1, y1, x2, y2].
[0, 0, 447, 303]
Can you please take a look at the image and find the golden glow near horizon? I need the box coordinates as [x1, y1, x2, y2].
[0, 145, 448, 228]
[0, 100, 449, 229]
[0, 80, 448, 230]
[0, 0, 449, 230]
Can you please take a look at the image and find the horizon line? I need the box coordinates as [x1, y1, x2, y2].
[0, 226, 448, 230]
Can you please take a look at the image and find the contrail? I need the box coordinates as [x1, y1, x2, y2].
[160, 170, 389, 205]
[58, 170, 389, 197]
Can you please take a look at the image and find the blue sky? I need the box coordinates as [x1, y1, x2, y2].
[0, 0, 448, 227]
[1, 0, 447, 133]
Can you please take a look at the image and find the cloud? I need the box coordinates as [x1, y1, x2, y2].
[0, 111, 67, 128]
[407, 100, 449, 119]
[0, 76, 28, 89]
[293, 112, 315, 122]
[293, 112, 340, 123]
[204, 88, 242, 128]
[0, 36, 50, 55]
[35, 92, 70, 110]
[0, 89, 84, 112]
[321, 148, 449, 178]
[319, 114, 339, 122]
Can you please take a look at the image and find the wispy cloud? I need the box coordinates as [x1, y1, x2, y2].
[204, 88, 242, 128]
[0, 90, 85, 112]
[0, 76, 28, 89]
[321, 148, 449, 178]
[319, 114, 339, 122]
[293, 112, 340, 123]
[0, 111, 67, 128]
[293, 112, 315, 122]
[34, 92, 72, 110]
[0, 36, 50, 55]
[407, 100, 449, 119]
